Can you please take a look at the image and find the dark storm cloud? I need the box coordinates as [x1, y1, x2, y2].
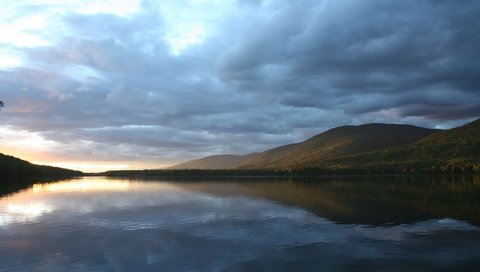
[1, 0, 479, 165]
[217, 0, 480, 120]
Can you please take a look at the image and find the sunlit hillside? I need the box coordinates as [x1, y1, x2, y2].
[238, 124, 439, 169]
[321, 118, 480, 172]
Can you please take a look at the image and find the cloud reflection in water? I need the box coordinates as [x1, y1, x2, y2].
[0, 177, 479, 271]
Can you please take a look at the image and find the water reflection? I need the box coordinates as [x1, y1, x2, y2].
[32, 179, 131, 193]
[0, 176, 479, 271]
[181, 176, 480, 226]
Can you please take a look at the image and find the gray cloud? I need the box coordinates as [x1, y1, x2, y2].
[0, 0, 479, 166]
[216, 0, 480, 119]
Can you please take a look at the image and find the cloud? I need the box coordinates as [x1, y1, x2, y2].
[216, 0, 480, 119]
[0, 0, 479, 168]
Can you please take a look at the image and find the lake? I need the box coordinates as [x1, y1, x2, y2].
[1, 176, 480, 271]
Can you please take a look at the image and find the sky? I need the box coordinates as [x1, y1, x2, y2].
[0, 0, 479, 172]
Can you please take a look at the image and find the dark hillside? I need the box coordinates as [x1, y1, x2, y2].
[0, 153, 82, 178]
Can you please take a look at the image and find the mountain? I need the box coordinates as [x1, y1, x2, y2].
[172, 123, 439, 170]
[237, 123, 439, 169]
[320, 118, 480, 172]
[0, 153, 82, 178]
[171, 153, 257, 169]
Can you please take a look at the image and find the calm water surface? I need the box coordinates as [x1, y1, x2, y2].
[1, 176, 480, 271]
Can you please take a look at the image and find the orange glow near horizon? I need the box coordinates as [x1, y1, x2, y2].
[0, 126, 174, 172]
[0, 125, 61, 161]
[40, 162, 131, 173]
[35, 161, 173, 173]
[1, 145, 173, 173]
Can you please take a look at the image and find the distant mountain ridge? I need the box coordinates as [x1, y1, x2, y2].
[170, 153, 257, 170]
[171, 123, 441, 170]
